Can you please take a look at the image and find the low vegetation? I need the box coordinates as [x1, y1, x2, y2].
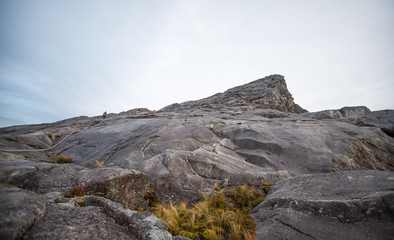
[96, 160, 104, 168]
[46, 132, 53, 140]
[66, 185, 86, 206]
[46, 131, 61, 145]
[226, 185, 265, 213]
[152, 184, 269, 240]
[51, 154, 74, 164]
[68, 185, 85, 197]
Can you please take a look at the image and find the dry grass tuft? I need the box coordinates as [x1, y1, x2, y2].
[151, 185, 269, 240]
[46, 132, 53, 140]
[96, 160, 104, 168]
[52, 154, 74, 164]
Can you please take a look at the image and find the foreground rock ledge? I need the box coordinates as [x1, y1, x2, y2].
[0, 186, 172, 240]
[24, 196, 172, 240]
[250, 170, 394, 240]
[0, 187, 46, 240]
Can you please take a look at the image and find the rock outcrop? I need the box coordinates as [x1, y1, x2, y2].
[0, 187, 46, 240]
[250, 170, 394, 240]
[302, 106, 371, 122]
[0, 74, 393, 239]
[358, 110, 394, 137]
[159, 74, 307, 113]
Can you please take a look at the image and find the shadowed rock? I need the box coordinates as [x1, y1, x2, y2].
[0, 159, 152, 210]
[358, 110, 394, 137]
[86, 196, 172, 240]
[250, 170, 394, 240]
[24, 203, 137, 240]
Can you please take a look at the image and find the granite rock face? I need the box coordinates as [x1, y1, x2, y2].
[359, 110, 394, 137]
[250, 170, 394, 240]
[159, 74, 307, 113]
[86, 196, 172, 240]
[24, 203, 137, 240]
[24, 196, 172, 240]
[0, 187, 46, 240]
[0, 74, 393, 239]
[0, 158, 151, 210]
[302, 106, 371, 122]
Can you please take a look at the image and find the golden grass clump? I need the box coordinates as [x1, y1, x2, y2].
[96, 160, 104, 168]
[151, 185, 268, 240]
[46, 132, 53, 140]
[52, 154, 74, 164]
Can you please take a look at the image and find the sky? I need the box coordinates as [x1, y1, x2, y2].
[0, 0, 393, 128]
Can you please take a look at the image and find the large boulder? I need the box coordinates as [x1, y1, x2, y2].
[250, 170, 394, 240]
[358, 110, 394, 137]
[87, 196, 172, 240]
[150, 148, 290, 204]
[303, 106, 371, 122]
[212, 116, 394, 176]
[24, 196, 172, 240]
[24, 203, 137, 240]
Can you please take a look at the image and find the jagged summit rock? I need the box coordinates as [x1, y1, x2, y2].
[159, 74, 307, 113]
[0, 74, 393, 239]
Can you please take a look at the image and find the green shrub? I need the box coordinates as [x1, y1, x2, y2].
[226, 185, 265, 213]
[262, 182, 274, 193]
[208, 192, 227, 210]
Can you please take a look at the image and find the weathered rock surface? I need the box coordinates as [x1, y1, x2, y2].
[0, 74, 393, 239]
[159, 74, 307, 113]
[0, 158, 151, 210]
[24, 203, 137, 240]
[302, 106, 371, 122]
[87, 196, 172, 240]
[0, 187, 46, 240]
[359, 110, 394, 137]
[0, 185, 171, 240]
[24, 195, 172, 240]
[250, 170, 394, 240]
[3, 107, 388, 205]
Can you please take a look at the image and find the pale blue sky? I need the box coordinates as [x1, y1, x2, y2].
[1, 0, 393, 127]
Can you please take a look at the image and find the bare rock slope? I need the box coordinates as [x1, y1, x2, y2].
[250, 170, 394, 240]
[0, 74, 393, 239]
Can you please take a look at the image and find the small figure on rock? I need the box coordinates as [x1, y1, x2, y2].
[103, 111, 107, 119]
[185, 106, 191, 121]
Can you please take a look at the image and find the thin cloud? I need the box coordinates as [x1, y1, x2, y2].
[0, 0, 393, 127]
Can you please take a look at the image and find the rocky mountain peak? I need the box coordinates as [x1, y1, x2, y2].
[159, 74, 307, 113]
[0, 74, 393, 240]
